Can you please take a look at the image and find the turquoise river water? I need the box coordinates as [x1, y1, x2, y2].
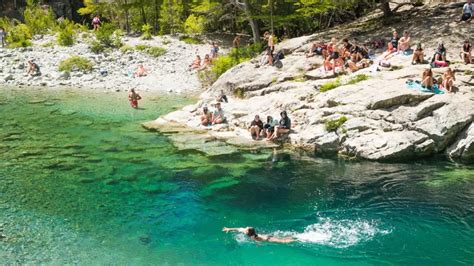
[0, 87, 473, 265]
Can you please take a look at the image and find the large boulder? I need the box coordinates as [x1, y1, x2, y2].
[446, 123, 474, 161]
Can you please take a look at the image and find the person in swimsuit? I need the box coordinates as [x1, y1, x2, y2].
[264, 32, 275, 65]
[421, 68, 434, 90]
[134, 64, 148, 77]
[412, 43, 424, 64]
[223, 227, 295, 243]
[128, 88, 142, 109]
[382, 42, 397, 60]
[201, 54, 211, 70]
[390, 31, 399, 51]
[442, 68, 456, 93]
[398, 31, 411, 53]
[27, 60, 41, 76]
[200, 106, 212, 126]
[460, 39, 472, 64]
[92, 15, 101, 31]
[189, 55, 201, 70]
[211, 102, 226, 125]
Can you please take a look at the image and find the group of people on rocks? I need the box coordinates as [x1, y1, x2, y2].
[200, 92, 228, 126]
[248, 111, 291, 141]
[189, 42, 219, 71]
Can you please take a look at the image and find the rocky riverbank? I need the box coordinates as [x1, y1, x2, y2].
[143, 5, 474, 162]
[0, 34, 216, 93]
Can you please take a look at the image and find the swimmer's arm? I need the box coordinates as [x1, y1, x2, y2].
[222, 227, 245, 233]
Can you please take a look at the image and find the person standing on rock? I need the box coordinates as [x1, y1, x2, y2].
[264, 32, 275, 66]
[128, 88, 142, 109]
[269, 111, 291, 141]
[210, 42, 219, 59]
[92, 15, 101, 31]
[0, 28, 6, 48]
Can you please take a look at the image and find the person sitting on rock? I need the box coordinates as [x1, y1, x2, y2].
[27, 60, 41, 76]
[460, 39, 472, 64]
[263, 115, 278, 140]
[269, 111, 291, 141]
[382, 42, 397, 60]
[390, 31, 400, 51]
[398, 31, 411, 53]
[342, 38, 353, 58]
[324, 46, 345, 74]
[200, 106, 212, 126]
[216, 90, 228, 103]
[431, 42, 448, 67]
[134, 64, 148, 78]
[128, 88, 142, 109]
[92, 15, 101, 31]
[200, 54, 212, 70]
[306, 42, 327, 57]
[249, 115, 264, 140]
[442, 68, 456, 93]
[459, 0, 473, 22]
[421, 68, 434, 90]
[223, 227, 295, 243]
[189, 55, 201, 70]
[211, 102, 226, 125]
[412, 43, 425, 64]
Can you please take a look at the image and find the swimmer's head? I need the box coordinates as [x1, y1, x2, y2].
[244, 227, 257, 237]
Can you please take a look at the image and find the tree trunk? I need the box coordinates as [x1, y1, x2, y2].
[141, 6, 147, 25]
[154, 0, 159, 34]
[242, 0, 260, 43]
[380, 0, 393, 17]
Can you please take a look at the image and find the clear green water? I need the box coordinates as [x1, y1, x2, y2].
[0, 87, 473, 265]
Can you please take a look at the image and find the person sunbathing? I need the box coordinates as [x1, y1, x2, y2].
[460, 39, 472, 64]
[412, 43, 424, 64]
[200, 106, 212, 126]
[27, 60, 41, 76]
[342, 38, 353, 58]
[398, 31, 411, 52]
[422, 68, 434, 90]
[189, 55, 201, 70]
[324, 46, 345, 74]
[134, 64, 148, 78]
[200, 54, 211, 70]
[223, 227, 295, 244]
[382, 42, 397, 60]
[442, 68, 456, 92]
[268, 111, 291, 141]
[307, 42, 327, 57]
[390, 31, 400, 51]
[249, 115, 264, 140]
[323, 37, 337, 59]
[347, 58, 372, 72]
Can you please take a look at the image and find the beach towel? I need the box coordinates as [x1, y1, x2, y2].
[406, 80, 445, 94]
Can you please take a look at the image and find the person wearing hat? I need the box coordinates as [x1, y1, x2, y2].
[200, 106, 212, 126]
[211, 101, 226, 125]
[268, 111, 291, 141]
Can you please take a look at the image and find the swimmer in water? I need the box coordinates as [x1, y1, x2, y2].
[222, 227, 295, 243]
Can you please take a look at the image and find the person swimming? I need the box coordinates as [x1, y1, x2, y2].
[222, 227, 295, 243]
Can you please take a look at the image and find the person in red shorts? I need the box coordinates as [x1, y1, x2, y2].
[128, 88, 142, 109]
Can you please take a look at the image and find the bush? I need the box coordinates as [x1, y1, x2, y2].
[134, 45, 166, 57]
[112, 29, 123, 47]
[141, 23, 152, 40]
[179, 35, 202, 44]
[184, 14, 205, 35]
[57, 19, 75, 46]
[24, 0, 55, 35]
[7, 23, 32, 48]
[135, 44, 148, 51]
[89, 41, 104, 54]
[325, 116, 348, 132]
[119, 45, 134, 53]
[95, 23, 116, 47]
[320, 78, 342, 92]
[58, 56, 93, 73]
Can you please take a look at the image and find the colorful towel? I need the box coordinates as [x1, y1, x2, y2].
[406, 80, 445, 94]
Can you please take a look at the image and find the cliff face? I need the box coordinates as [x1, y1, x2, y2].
[144, 4, 474, 163]
[0, 0, 84, 21]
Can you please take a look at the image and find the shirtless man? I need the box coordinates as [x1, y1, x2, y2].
[223, 227, 295, 243]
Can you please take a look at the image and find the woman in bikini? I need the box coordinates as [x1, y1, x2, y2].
[223, 227, 295, 244]
[421, 68, 434, 90]
[460, 39, 472, 64]
[412, 43, 424, 64]
[442, 68, 456, 92]
[189, 55, 201, 70]
[128, 88, 142, 109]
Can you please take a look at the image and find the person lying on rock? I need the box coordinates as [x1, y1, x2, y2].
[398, 31, 411, 53]
[128, 88, 142, 109]
[223, 227, 295, 244]
[200, 106, 212, 126]
[421, 68, 434, 90]
[249, 115, 264, 140]
[134, 64, 148, 78]
[460, 39, 472, 64]
[459, 0, 473, 22]
[263, 116, 278, 140]
[269, 111, 291, 141]
[347, 58, 372, 72]
[201, 54, 212, 69]
[189, 55, 201, 70]
[382, 42, 397, 60]
[442, 68, 456, 93]
[211, 102, 226, 125]
[412, 43, 425, 65]
[27, 60, 41, 76]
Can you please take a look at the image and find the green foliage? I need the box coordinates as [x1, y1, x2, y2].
[184, 14, 205, 35]
[95, 23, 116, 47]
[347, 74, 369, 85]
[0, 17, 15, 33]
[119, 45, 134, 53]
[134, 45, 166, 57]
[320, 78, 342, 92]
[112, 29, 124, 47]
[57, 19, 75, 46]
[7, 24, 32, 48]
[179, 35, 202, 44]
[325, 116, 348, 132]
[24, 0, 55, 35]
[233, 88, 245, 99]
[89, 41, 104, 54]
[141, 23, 153, 40]
[41, 41, 55, 48]
[159, 0, 184, 34]
[58, 56, 93, 73]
